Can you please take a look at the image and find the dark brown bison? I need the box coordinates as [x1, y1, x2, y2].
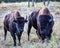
[3, 10, 27, 46]
[27, 7, 54, 42]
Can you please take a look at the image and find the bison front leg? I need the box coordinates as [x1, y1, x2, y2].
[27, 21, 32, 41]
[47, 29, 52, 42]
[36, 30, 41, 39]
[11, 33, 16, 46]
[17, 32, 22, 46]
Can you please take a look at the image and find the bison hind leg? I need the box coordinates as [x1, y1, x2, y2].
[4, 27, 7, 40]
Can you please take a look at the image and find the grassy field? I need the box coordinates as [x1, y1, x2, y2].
[0, 2, 60, 48]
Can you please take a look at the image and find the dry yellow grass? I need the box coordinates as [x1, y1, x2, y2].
[55, 9, 60, 15]
[0, 2, 60, 48]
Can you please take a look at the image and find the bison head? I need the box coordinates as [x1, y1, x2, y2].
[36, 7, 54, 41]
[37, 15, 54, 40]
[11, 10, 27, 34]
[13, 17, 27, 34]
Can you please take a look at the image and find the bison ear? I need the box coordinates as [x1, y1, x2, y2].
[49, 15, 53, 23]
[24, 15, 28, 23]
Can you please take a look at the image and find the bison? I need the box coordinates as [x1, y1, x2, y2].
[27, 7, 54, 42]
[3, 10, 27, 46]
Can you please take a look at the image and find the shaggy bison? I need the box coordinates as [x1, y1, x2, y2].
[27, 7, 54, 42]
[3, 10, 27, 46]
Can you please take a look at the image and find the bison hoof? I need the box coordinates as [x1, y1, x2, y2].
[28, 38, 30, 41]
[18, 43, 21, 46]
[4, 38, 6, 41]
[14, 44, 16, 46]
